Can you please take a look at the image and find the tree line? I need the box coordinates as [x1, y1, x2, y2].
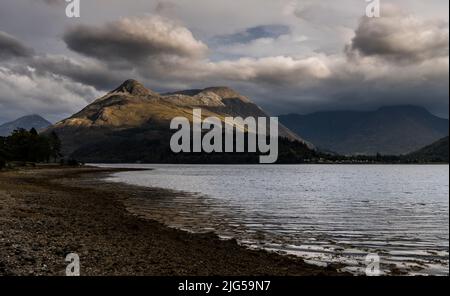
[0, 128, 61, 168]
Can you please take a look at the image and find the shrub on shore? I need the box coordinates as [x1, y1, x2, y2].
[0, 136, 7, 169]
[59, 158, 83, 166]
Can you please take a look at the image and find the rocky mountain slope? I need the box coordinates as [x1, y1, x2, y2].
[47, 80, 310, 163]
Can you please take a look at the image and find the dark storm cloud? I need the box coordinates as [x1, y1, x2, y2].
[347, 12, 449, 63]
[30, 55, 125, 91]
[0, 31, 34, 59]
[63, 16, 208, 64]
[250, 59, 449, 118]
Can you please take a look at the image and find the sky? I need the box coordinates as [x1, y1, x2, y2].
[0, 0, 448, 123]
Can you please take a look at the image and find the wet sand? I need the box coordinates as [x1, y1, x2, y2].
[0, 166, 346, 276]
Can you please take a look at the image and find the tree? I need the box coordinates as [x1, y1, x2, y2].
[49, 131, 62, 161]
[30, 128, 38, 136]
[0, 136, 7, 168]
[6, 129, 31, 161]
[3, 128, 53, 163]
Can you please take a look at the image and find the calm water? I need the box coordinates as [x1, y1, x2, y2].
[98, 164, 449, 275]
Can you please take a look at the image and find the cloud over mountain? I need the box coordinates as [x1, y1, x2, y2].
[63, 16, 208, 64]
[348, 8, 449, 63]
[0, 31, 33, 59]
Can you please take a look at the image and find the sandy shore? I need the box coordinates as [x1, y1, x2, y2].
[0, 166, 346, 276]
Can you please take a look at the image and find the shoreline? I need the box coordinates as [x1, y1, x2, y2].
[0, 166, 347, 276]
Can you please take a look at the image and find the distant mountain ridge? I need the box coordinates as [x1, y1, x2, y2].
[47, 80, 310, 163]
[0, 115, 52, 137]
[279, 106, 449, 155]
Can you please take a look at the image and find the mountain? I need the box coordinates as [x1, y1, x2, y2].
[279, 106, 449, 155]
[406, 136, 449, 163]
[47, 80, 311, 163]
[0, 115, 52, 137]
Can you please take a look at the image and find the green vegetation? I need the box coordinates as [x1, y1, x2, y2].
[69, 128, 317, 164]
[406, 136, 449, 163]
[67, 126, 448, 164]
[0, 128, 61, 169]
[319, 150, 449, 164]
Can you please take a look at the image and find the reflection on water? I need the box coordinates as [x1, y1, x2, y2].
[100, 164, 449, 275]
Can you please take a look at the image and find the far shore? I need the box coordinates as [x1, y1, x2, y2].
[0, 165, 347, 276]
